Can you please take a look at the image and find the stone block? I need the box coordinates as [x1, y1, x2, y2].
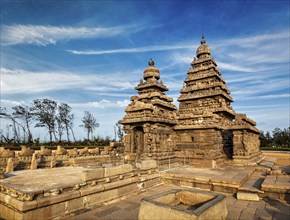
[0, 148, 15, 158]
[136, 160, 157, 170]
[144, 178, 161, 189]
[79, 184, 105, 196]
[68, 148, 78, 157]
[22, 202, 66, 220]
[103, 178, 134, 190]
[66, 197, 85, 213]
[118, 183, 138, 196]
[3, 194, 38, 211]
[80, 168, 104, 181]
[104, 164, 133, 177]
[87, 188, 119, 206]
[37, 191, 80, 208]
[6, 158, 14, 173]
[180, 181, 193, 187]
[237, 192, 259, 201]
[0, 203, 16, 220]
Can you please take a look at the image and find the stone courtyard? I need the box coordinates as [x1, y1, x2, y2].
[0, 153, 289, 220]
[64, 184, 290, 220]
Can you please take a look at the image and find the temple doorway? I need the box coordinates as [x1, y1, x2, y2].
[133, 126, 144, 154]
[222, 130, 233, 159]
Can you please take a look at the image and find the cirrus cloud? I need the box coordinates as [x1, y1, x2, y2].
[1, 24, 126, 46]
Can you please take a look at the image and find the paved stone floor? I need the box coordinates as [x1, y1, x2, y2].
[64, 184, 290, 220]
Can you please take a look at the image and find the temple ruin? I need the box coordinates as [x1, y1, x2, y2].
[120, 35, 262, 167]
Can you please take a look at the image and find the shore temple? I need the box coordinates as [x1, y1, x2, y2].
[119, 35, 262, 167]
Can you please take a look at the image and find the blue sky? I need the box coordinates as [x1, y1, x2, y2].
[0, 0, 289, 141]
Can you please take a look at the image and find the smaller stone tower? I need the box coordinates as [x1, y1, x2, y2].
[119, 59, 177, 159]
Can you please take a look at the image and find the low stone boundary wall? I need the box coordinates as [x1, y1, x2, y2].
[0, 146, 124, 173]
[0, 160, 160, 220]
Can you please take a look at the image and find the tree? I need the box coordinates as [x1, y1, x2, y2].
[57, 103, 74, 142]
[115, 123, 124, 141]
[0, 107, 22, 142]
[56, 116, 65, 142]
[69, 114, 76, 142]
[272, 127, 290, 148]
[32, 99, 57, 142]
[12, 105, 34, 143]
[259, 130, 272, 148]
[80, 111, 99, 140]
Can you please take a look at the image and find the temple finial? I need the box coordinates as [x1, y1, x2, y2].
[148, 58, 154, 66]
[201, 34, 206, 45]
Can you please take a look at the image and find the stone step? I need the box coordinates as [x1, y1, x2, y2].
[237, 170, 266, 201]
[256, 157, 276, 172]
[238, 171, 265, 193]
[236, 191, 260, 201]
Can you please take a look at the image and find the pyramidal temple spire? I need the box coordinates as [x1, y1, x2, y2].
[201, 34, 206, 44]
[148, 58, 155, 66]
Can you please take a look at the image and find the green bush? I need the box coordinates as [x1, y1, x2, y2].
[260, 146, 290, 151]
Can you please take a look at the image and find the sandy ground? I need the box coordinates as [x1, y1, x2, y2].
[262, 151, 290, 166]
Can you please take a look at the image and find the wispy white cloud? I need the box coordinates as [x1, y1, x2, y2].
[167, 30, 290, 73]
[71, 99, 131, 109]
[1, 25, 127, 46]
[116, 100, 131, 107]
[0, 99, 26, 107]
[216, 61, 257, 72]
[214, 31, 290, 48]
[68, 44, 193, 55]
[0, 67, 136, 94]
[213, 31, 290, 66]
[235, 93, 290, 101]
[234, 104, 286, 109]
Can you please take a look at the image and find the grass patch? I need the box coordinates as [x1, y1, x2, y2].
[260, 147, 290, 151]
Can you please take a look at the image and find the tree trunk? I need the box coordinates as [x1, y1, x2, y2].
[70, 127, 76, 142]
[49, 130, 53, 142]
[26, 120, 33, 144]
[12, 120, 19, 142]
[53, 131, 58, 142]
[65, 125, 70, 142]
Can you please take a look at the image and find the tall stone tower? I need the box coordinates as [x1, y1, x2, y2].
[173, 35, 261, 166]
[119, 59, 177, 159]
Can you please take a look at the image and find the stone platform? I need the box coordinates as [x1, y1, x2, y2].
[162, 166, 255, 193]
[0, 158, 289, 220]
[0, 163, 160, 220]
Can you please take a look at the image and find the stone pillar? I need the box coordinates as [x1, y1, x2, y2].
[50, 157, 57, 168]
[143, 132, 149, 153]
[137, 129, 143, 154]
[6, 158, 14, 173]
[130, 128, 135, 153]
[143, 124, 150, 154]
[30, 153, 38, 169]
